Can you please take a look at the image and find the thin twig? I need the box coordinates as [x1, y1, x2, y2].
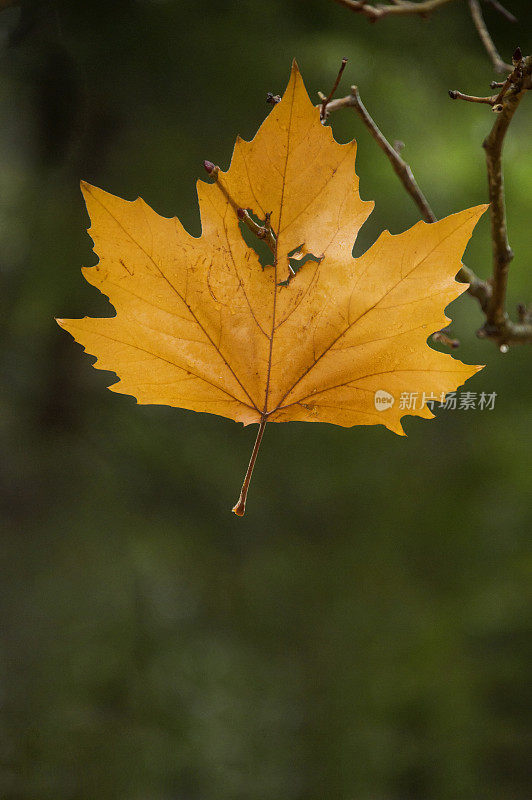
[325, 86, 437, 223]
[323, 75, 532, 345]
[321, 57, 348, 121]
[331, 0, 457, 20]
[324, 85, 492, 309]
[448, 88, 497, 104]
[469, 0, 513, 74]
[484, 0, 517, 23]
[332, 0, 518, 84]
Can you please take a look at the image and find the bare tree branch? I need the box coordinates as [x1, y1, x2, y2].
[323, 0, 528, 344]
[484, 0, 517, 23]
[479, 54, 532, 342]
[332, 0, 518, 83]
[324, 87, 436, 223]
[448, 88, 496, 104]
[331, 0, 458, 21]
[325, 3, 531, 347]
[469, 0, 512, 74]
[321, 57, 532, 346]
[449, 51, 528, 109]
[448, 49, 532, 344]
[322, 85, 493, 315]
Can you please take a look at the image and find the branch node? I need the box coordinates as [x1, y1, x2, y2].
[512, 46, 523, 64]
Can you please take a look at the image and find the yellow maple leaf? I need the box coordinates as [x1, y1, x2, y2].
[57, 62, 486, 515]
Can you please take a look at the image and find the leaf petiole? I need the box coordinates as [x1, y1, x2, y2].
[232, 415, 267, 517]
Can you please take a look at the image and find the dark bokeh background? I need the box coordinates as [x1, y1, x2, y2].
[0, 1, 530, 798]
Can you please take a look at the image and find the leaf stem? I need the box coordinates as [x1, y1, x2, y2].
[232, 415, 267, 517]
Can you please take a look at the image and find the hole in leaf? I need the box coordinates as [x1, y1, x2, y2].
[278, 244, 324, 287]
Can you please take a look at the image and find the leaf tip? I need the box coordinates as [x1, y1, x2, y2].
[474, 202, 490, 218]
[80, 180, 93, 196]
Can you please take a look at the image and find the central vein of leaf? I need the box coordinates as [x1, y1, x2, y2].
[263, 76, 297, 417]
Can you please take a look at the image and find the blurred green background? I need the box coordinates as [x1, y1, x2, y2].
[0, 1, 530, 798]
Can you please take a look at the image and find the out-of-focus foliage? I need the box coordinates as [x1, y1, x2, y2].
[0, 1, 530, 799]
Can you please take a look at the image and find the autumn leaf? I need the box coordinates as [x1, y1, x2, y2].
[57, 61, 486, 515]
